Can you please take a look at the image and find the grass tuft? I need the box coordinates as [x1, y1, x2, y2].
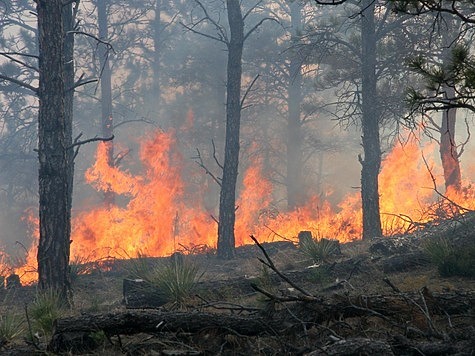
[300, 237, 340, 263]
[147, 257, 202, 308]
[29, 289, 67, 339]
[0, 312, 24, 345]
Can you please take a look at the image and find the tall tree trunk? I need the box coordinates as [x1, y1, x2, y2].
[152, 0, 162, 117]
[36, 0, 71, 299]
[217, 0, 244, 259]
[440, 85, 461, 192]
[98, 0, 114, 207]
[360, 0, 382, 240]
[63, 0, 75, 227]
[286, 0, 304, 210]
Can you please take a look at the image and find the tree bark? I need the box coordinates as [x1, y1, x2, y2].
[360, 0, 382, 240]
[440, 85, 461, 192]
[152, 0, 162, 117]
[63, 1, 75, 221]
[36, 0, 71, 299]
[217, 0, 244, 259]
[98, 0, 115, 207]
[286, 1, 305, 210]
[50, 310, 282, 352]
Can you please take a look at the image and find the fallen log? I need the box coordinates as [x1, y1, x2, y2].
[381, 251, 430, 273]
[49, 310, 283, 352]
[306, 337, 394, 356]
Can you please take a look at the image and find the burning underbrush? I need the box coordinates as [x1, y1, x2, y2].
[1, 127, 475, 286]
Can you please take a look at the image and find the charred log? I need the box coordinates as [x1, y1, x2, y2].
[49, 310, 283, 352]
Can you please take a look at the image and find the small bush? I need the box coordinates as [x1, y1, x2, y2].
[147, 257, 202, 308]
[0, 312, 24, 345]
[29, 289, 67, 338]
[423, 237, 475, 278]
[437, 246, 475, 278]
[423, 236, 453, 266]
[124, 251, 157, 281]
[300, 237, 340, 263]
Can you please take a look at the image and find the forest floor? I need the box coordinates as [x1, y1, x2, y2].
[0, 214, 474, 355]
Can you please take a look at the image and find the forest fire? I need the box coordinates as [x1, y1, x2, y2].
[2, 128, 474, 286]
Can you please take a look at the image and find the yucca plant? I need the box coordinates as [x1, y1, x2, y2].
[300, 237, 340, 263]
[423, 236, 453, 267]
[29, 289, 67, 339]
[0, 312, 24, 345]
[147, 257, 202, 308]
[124, 250, 157, 281]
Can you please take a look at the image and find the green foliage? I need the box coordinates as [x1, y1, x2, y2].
[0, 312, 24, 345]
[29, 289, 67, 338]
[300, 237, 339, 263]
[309, 265, 332, 286]
[437, 245, 475, 278]
[423, 236, 453, 267]
[69, 255, 95, 285]
[423, 237, 475, 278]
[255, 265, 277, 296]
[124, 250, 157, 281]
[128, 254, 202, 308]
[147, 257, 202, 308]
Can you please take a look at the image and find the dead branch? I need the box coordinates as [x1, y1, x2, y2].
[250, 235, 314, 298]
[421, 153, 473, 213]
[194, 148, 222, 187]
[0, 74, 38, 94]
[69, 135, 114, 150]
[240, 74, 260, 109]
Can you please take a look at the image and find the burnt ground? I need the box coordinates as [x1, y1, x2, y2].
[0, 217, 474, 355]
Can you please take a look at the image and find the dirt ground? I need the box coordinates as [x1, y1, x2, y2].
[0, 228, 474, 355]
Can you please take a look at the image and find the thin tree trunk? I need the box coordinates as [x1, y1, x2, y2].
[98, 0, 114, 207]
[440, 84, 461, 193]
[37, 0, 71, 299]
[63, 0, 75, 226]
[152, 0, 162, 117]
[217, 0, 244, 259]
[360, 0, 382, 240]
[286, 1, 304, 210]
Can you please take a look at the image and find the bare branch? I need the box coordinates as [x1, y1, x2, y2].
[68, 135, 114, 150]
[0, 74, 38, 94]
[240, 74, 259, 109]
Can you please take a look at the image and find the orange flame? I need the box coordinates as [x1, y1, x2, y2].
[4, 127, 475, 285]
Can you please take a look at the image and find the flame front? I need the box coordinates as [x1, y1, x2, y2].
[3, 127, 475, 285]
[72, 130, 214, 260]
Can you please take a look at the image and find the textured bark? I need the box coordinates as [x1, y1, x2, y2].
[36, 0, 71, 298]
[98, 0, 115, 207]
[50, 310, 282, 352]
[360, 0, 382, 240]
[152, 0, 162, 116]
[440, 85, 461, 192]
[63, 1, 75, 220]
[217, 0, 244, 259]
[306, 338, 394, 356]
[286, 1, 305, 210]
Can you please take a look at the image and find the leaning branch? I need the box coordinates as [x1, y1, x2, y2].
[240, 74, 259, 109]
[68, 135, 114, 150]
[250, 235, 315, 298]
[0, 74, 38, 94]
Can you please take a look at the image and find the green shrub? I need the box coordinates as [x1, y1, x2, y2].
[437, 246, 475, 278]
[300, 237, 339, 263]
[147, 257, 202, 308]
[0, 312, 24, 345]
[124, 251, 157, 281]
[29, 289, 67, 338]
[423, 236, 453, 266]
[423, 237, 475, 278]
